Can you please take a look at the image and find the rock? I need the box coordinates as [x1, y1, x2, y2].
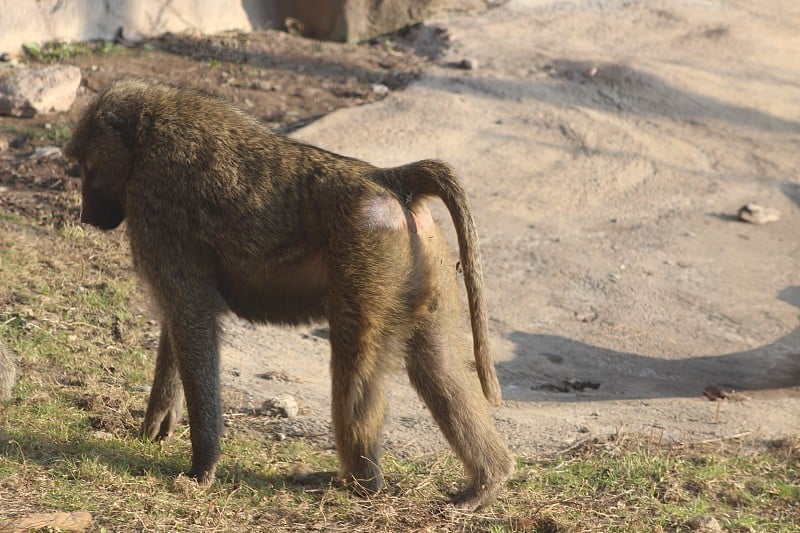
[455, 58, 479, 70]
[261, 394, 299, 418]
[737, 203, 780, 225]
[575, 309, 598, 323]
[703, 384, 728, 401]
[2, 512, 93, 532]
[29, 145, 62, 160]
[276, 0, 490, 43]
[686, 515, 722, 532]
[370, 83, 390, 96]
[0, 340, 18, 400]
[91, 430, 114, 441]
[702, 384, 751, 402]
[284, 17, 306, 37]
[0, 65, 81, 117]
[250, 80, 276, 91]
[115, 26, 145, 48]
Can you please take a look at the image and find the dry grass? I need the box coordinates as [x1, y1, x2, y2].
[1, 155, 799, 532]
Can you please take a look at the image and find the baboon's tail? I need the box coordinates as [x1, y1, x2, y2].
[379, 159, 502, 406]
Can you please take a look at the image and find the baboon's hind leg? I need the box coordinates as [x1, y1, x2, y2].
[328, 317, 391, 493]
[142, 326, 184, 440]
[405, 323, 514, 510]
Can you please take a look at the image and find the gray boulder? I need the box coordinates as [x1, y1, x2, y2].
[0, 65, 81, 117]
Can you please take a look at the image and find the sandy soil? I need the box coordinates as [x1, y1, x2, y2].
[220, 0, 800, 459]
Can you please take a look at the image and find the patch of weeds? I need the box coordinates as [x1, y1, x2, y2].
[0, 212, 24, 224]
[21, 39, 126, 63]
[43, 122, 72, 144]
[0, 120, 71, 147]
[76, 279, 133, 315]
[98, 41, 118, 55]
[23, 40, 93, 61]
[0, 121, 41, 145]
[530, 437, 800, 531]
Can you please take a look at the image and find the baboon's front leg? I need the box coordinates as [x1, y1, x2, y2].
[168, 312, 223, 486]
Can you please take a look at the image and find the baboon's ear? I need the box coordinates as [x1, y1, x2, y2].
[102, 110, 135, 148]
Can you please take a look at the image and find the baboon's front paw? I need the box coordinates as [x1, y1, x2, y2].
[141, 405, 180, 441]
[343, 467, 384, 496]
[186, 466, 216, 487]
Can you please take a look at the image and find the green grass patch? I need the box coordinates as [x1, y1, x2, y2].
[0, 120, 72, 146]
[22, 40, 123, 62]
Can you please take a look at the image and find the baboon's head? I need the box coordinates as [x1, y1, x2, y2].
[65, 79, 148, 230]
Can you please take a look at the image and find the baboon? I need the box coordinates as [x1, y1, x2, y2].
[64, 78, 513, 509]
[0, 339, 17, 400]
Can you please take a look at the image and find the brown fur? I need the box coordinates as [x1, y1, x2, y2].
[64, 78, 513, 509]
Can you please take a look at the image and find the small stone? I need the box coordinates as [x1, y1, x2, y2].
[703, 384, 728, 401]
[261, 394, 299, 418]
[738, 203, 780, 224]
[30, 146, 61, 159]
[116, 26, 145, 47]
[250, 80, 275, 91]
[284, 17, 305, 36]
[686, 515, 722, 532]
[92, 430, 114, 440]
[456, 58, 478, 70]
[0, 53, 10, 62]
[370, 83, 390, 96]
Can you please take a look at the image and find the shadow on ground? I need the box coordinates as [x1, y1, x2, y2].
[500, 286, 800, 402]
[424, 59, 800, 133]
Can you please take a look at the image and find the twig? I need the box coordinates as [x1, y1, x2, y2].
[697, 431, 752, 445]
[554, 436, 595, 457]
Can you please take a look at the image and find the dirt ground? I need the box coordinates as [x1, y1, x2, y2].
[2, 0, 799, 462]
